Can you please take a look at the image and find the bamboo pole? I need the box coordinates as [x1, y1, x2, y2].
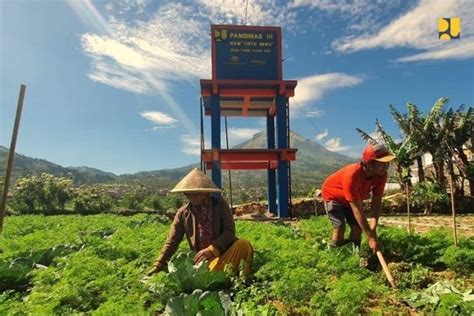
[405, 185, 411, 234]
[224, 116, 233, 210]
[0, 84, 26, 236]
[449, 174, 458, 247]
[376, 250, 396, 288]
[200, 97, 204, 172]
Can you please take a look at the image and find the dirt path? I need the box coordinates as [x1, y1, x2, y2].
[379, 214, 474, 237]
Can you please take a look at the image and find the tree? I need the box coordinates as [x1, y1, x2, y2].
[120, 184, 149, 210]
[440, 105, 473, 195]
[390, 98, 457, 189]
[73, 185, 113, 215]
[422, 98, 449, 188]
[10, 173, 73, 214]
[390, 102, 426, 182]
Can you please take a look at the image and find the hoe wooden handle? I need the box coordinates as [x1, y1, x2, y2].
[376, 250, 396, 288]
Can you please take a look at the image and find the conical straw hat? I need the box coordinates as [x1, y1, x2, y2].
[170, 168, 221, 193]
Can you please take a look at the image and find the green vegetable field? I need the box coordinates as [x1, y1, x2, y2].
[1, 214, 473, 315]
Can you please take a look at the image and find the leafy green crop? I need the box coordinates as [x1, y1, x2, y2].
[405, 281, 474, 314]
[442, 240, 474, 273]
[167, 252, 230, 292]
[0, 214, 472, 315]
[164, 289, 232, 315]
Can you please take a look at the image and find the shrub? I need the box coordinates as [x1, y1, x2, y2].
[142, 194, 162, 210]
[410, 181, 449, 214]
[158, 194, 184, 211]
[442, 240, 474, 274]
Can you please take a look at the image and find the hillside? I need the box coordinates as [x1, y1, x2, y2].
[0, 131, 355, 194]
[0, 146, 117, 185]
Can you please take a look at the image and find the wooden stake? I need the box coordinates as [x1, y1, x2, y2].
[0, 84, 26, 236]
[449, 174, 458, 247]
[405, 185, 411, 234]
[376, 250, 396, 288]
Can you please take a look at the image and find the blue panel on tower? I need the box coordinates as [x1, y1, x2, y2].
[212, 25, 281, 81]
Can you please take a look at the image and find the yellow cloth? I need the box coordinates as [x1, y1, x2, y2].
[208, 239, 253, 277]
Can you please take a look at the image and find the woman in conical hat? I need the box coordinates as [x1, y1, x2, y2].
[147, 168, 253, 277]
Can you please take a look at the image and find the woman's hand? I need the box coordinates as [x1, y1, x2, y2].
[193, 248, 216, 264]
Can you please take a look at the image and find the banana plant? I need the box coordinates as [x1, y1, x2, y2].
[356, 122, 418, 189]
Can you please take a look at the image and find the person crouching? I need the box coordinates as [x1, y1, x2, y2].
[147, 168, 253, 277]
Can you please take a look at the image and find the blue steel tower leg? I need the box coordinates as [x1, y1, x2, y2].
[267, 114, 277, 215]
[211, 94, 221, 194]
[276, 95, 289, 218]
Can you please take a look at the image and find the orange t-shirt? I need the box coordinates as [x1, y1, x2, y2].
[321, 163, 387, 207]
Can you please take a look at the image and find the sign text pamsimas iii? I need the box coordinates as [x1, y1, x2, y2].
[229, 32, 263, 40]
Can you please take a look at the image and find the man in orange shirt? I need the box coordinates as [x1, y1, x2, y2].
[321, 143, 395, 252]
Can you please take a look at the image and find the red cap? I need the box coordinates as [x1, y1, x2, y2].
[362, 143, 395, 162]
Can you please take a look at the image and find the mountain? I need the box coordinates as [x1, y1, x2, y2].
[118, 130, 356, 195]
[0, 131, 356, 193]
[0, 145, 117, 185]
[68, 166, 119, 183]
[118, 164, 199, 188]
[235, 130, 354, 169]
[220, 130, 356, 196]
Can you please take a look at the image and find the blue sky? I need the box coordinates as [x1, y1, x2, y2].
[1, 0, 473, 174]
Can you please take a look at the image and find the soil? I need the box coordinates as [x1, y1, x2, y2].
[232, 200, 474, 237]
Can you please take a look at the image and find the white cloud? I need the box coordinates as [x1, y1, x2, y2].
[315, 129, 328, 141]
[82, 34, 155, 70]
[116, 0, 150, 15]
[87, 59, 152, 94]
[75, 0, 303, 97]
[291, 73, 363, 117]
[197, 0, 298, 28]
[72, 0, 307, 137]
[105, 3, 114, 12]
[293, 73, 363, 105]
[227, 128, 262, 141]
[314, 128, 351, 152]
[80, 5, 211, 94]
[221, 128, 263, 147]
[396, 40, 474, 62]
[325, 137, 350, 152]
[140, 111, 177, 126]
[289, 0, 375, 14]
[180, 128, 262, 155]
[73, 1, 217, 97]
[305, 107, 324, 118]
[181, 134, 201, 156]
[151, 126, 175, 130]
[182, 147, 201, 156]
[332, 0, 474, 62]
